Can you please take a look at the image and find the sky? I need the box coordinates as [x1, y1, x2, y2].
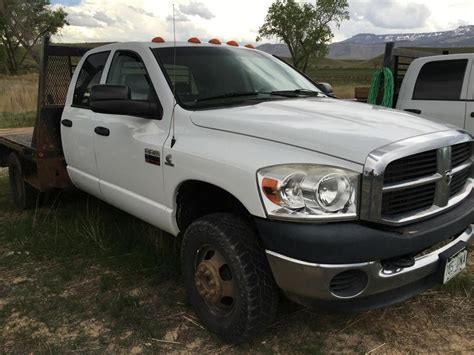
[49, 0, 474, 44]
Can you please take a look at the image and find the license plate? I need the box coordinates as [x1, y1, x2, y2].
[443, 248, 468, 284]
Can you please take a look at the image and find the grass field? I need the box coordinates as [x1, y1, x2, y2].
[0, 74, 37, 113]
[0, 64, 473, 353]
[0, 170, 472, 353]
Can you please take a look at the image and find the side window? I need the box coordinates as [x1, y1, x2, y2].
[413, 59, 468, 101]
[73, 51, 110, 107]
[163, 64, 198, 102]
[107, 51, 156, 101]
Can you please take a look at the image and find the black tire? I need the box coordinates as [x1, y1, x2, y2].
[181, 213, 279, 343]
[7, 152, 36, 209]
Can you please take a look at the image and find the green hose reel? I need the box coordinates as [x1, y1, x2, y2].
[367, 67, 394, 108]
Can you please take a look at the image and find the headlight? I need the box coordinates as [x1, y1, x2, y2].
[258, 164, 359, 221]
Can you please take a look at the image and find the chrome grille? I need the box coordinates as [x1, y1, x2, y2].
[384, 149, 437, 184]
[382, 183, 436, 216]
[452, 142, 472, 166]
[361, 131, 473, 226]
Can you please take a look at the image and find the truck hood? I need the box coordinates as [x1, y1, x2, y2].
[190, 98, 451, 164]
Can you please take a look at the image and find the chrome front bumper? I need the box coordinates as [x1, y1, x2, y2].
[266, 225, 473, 301]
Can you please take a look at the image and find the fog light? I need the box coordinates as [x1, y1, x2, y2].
[329, 270, 368, 298]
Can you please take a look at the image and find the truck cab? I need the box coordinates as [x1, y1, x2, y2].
[396, 54, 474, 133]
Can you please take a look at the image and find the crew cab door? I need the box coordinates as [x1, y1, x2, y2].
[465, 61, 474, 134]
[93, 50, 170, 226]
[396, 58, 470, 129]
[61, 50, 110, 196]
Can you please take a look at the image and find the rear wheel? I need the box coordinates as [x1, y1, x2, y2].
[181, 213, 279, 343]
[7, 152, 36, 209]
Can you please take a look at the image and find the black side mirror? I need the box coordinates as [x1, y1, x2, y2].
[90, 85, 162, 119]
[318, 82, 333, 95]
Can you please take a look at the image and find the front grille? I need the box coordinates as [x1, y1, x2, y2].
[452, 142, 471, 167]
[382, 183, 436, 216]
[450, 170, 470, 197]
[384, 149, 437, 184]
[380, 142, 472, 219]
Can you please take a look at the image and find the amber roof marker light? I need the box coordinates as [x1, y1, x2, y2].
[209, 38, 222, 45]
[151, 37, 165, 43]
[244, 44, 255, 49]
[188, 37, 202, 44]
[226, 40, 239, 47]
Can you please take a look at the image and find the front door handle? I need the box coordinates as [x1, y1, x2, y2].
[61, 119, 73, 127]
[94, 126, 110, 137]
[404, 109, 422, 114]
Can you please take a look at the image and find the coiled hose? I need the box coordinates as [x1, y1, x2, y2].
[367, 67, 394, 108]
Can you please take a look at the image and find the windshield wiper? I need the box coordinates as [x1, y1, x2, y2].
[196, 91, 262, 103]
[195, 89, 320, 104]
[270, 89, 321, 97]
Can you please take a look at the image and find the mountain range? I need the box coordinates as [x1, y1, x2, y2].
[257, 25, 474, 60]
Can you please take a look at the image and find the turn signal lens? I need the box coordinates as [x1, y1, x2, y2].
[227, 40, 239, 46]
[209, 38, 221, 45]
[152, 37, 165, 43]
[262, 177, 280, 205]
[188, 37, 201, 44]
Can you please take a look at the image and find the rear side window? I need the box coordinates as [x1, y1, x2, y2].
[73, 51, 110, 107]
[413, 59, 468, 101]
[106, 51, 156, 101]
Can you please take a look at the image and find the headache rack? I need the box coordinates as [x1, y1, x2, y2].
[0, 36, 90, 191]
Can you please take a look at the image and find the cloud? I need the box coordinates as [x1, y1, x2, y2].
[127, 5, 155, 17]
[51, 0, 214, 43]
[91, 11, 115, 25]
[179, 1, 215, 20]
[166, 10, 190, 23]
[67, 13, 104, 27]
[351, 1, 431, 30]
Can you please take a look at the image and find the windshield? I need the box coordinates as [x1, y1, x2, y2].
[152, 46, 321, 109]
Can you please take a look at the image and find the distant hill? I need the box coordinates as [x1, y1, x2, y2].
[258, 25, 474, 60]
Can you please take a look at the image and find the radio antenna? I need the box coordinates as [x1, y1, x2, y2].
[170, 3, 177, 148]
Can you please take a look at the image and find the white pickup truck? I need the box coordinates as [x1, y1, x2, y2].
[1, 38, 473, 342]
[395, 53, 474, 133]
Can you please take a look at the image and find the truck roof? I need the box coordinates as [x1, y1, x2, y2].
[412, 52, 474, 63]
[85, 41, 258, 54]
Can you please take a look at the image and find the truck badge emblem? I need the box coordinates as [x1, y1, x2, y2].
[165, 154, 175, 167]
[144, 148, 160, 166]
[445, 170, 453, 186]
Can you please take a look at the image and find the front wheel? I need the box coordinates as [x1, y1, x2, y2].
[181, 213, 279, 343]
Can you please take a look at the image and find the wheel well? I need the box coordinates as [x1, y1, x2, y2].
[176, 180, 250, 232]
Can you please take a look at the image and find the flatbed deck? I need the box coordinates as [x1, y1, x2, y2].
[0, 127, 34, 147]
[0, 127, 34, 156]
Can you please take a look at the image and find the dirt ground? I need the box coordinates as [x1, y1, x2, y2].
[0, 169, 473, 353]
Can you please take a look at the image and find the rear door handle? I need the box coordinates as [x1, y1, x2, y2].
[471, 112, 474, 118]
[94, 126, 110, 137]
[61, 119, 73, 127]
[404, 109, 422, 114]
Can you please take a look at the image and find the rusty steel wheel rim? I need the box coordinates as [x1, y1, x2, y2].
[194, 246, 236, 316]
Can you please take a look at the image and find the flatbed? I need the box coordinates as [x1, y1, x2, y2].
[0, 127, 34, 153]
[0, 37, 89, 207]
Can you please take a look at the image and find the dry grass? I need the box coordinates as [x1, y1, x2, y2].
[0, 170, 472, 353]
[0, 74, 38, 113]
[333, 84, 360, 99]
